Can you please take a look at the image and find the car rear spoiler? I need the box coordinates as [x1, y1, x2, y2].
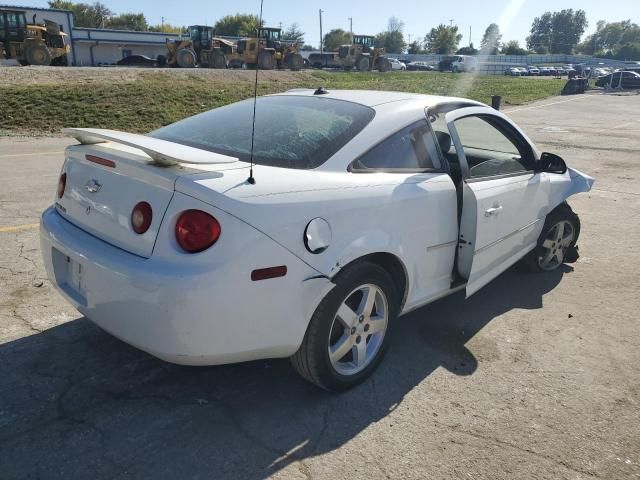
[63, 128, 238, 166]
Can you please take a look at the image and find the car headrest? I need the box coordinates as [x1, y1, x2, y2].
[435, 131, 452, 154]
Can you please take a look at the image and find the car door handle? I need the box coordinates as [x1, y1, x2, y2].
[485, 205, 503, 217]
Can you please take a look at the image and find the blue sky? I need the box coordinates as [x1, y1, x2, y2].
[33, 0, 639, 47]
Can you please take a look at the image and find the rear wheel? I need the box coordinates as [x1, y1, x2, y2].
[257, 51, 275, 70]
[209, 50, 226, 69]
[25, 43, 51, 66]
[176, 48, 197, 68]
[356, 56, 370, 72]
[291, 261, 399, 391]
[524, 204, 581, 272]
[286, 53, 304, 71]
[376, 57, 391, 72]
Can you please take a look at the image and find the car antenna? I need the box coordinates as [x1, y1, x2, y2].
[247, 0, 264, 185]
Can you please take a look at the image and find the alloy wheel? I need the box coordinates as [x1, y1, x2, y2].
[537, 220, 575, 271]
[328, 283, 388, 376]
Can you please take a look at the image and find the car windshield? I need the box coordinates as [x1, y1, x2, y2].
[149, 96, 375, 169]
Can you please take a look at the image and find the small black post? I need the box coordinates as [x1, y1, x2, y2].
[491, 95, 502, 111]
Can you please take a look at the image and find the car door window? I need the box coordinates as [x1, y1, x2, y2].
[453, 115, 531, 179]
[352, 120, 442, 171]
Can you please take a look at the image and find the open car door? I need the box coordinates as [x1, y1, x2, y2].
[444, 106, 551, 296]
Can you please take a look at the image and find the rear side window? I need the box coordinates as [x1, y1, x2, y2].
[149, 96, 375, 169]
[351, 120, 442, 171]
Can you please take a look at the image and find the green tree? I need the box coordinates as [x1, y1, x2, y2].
[456, 43, 478, 55]
[48, 1, 112, 28]
[424, 24, 462, 54]
[282, 23, 304, 43]
[213, 14, 262, 37]
[300, 44, 315, 51]
[106, 13, 147, 31]
[480, 23, 502, 54]
[148, 23, 184, 34]
[323, 28, 352, 51]
[407, 40, 423, 54]
[577, 20, 640, 57]
[501, 40, 527, 55]
[526, 9, 587, 54]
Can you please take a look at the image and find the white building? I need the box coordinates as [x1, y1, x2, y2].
[72, 28, 179, 66]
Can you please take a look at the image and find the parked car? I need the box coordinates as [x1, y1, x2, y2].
[526, 66, 540, 75]
[388, 58, 406, 71]
[553, 67, 566, 76]
[504, 67, 522, 76]
[595, 71, 640, 89]
[539, 67, 553, 76]
[438, 54, 478, 73]
[116, 55, 163, 68]
[42, 89, 594, 391]
[406, 61, 435, 71]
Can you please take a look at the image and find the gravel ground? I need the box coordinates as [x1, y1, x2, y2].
[0, 92, 638, 479]
[0, 65, 317, 86]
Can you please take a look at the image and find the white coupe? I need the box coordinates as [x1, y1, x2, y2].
[41, 89, 594, 390]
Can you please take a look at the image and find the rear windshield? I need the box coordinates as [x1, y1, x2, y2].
[149, 95, 375, 169]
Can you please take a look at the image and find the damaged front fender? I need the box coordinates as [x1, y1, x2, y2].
[548, 167, 594, 212]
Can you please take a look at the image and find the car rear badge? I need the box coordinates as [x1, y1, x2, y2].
[85, 179, 102, 193]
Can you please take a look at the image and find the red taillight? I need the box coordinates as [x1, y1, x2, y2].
[175, 210, 221, 253]
[57, 173, 67, 199]
[131, 201, 152, 234]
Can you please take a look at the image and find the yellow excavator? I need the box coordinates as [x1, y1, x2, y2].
[0, 9, 70, 66]
[166, 25, 235, 68]
[227, 27, 303, 70]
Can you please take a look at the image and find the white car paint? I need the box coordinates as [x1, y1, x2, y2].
[40, 89, 594, 366]
[388, 58, 406, 71]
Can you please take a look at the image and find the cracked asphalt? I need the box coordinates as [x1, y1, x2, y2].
[1, 92, 639, 480]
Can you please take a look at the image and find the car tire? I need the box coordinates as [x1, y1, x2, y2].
[291, 261, 399, 391]
[523, 203, 581, 272]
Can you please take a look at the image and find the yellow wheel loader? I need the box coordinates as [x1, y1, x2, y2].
[166, 25, 235, 68]
[0, 9, 70, 66]
[227, 27, 303, 71]
[308, 34, 390, 72]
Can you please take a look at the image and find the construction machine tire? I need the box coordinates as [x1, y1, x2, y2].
[356, 56, 370, 72]
[25, 43, 52, 66]
[210, 50, 227, 69]
[176, 48, 197, 68]
[257, 51, 275, 70]
[287, 53, 304, 71]
[377, 57, 391, 72]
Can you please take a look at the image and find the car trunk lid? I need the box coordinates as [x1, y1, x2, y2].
[57, 130, 240, 258]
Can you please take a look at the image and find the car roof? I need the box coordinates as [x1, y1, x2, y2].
[276, 89, 480, 109]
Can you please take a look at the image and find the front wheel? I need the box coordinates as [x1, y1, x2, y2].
[524, 204, 581, 272]
[291, 261, 399, 391]
[356, 56, 370, 72]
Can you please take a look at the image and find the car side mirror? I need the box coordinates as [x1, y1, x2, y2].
[539, 152, 567, 174]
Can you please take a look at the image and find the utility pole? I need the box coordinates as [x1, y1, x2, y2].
[161, 16, 165, 28]
[449, 19, 454, 27]
[319, 9, 324, 56]
[348, 16, 353, 36]
[469, 26, 471, 46]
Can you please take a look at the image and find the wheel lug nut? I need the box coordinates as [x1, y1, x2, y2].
[351, 327, 356, 335]
[364, 324, 370, 332]
[356, 336, 361, 344]
[358, 315, 364, 323]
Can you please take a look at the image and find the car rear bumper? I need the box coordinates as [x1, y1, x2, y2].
[40, 206, 332, 365]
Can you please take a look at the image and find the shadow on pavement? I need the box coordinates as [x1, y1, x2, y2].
[0, 265, 570, 479]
